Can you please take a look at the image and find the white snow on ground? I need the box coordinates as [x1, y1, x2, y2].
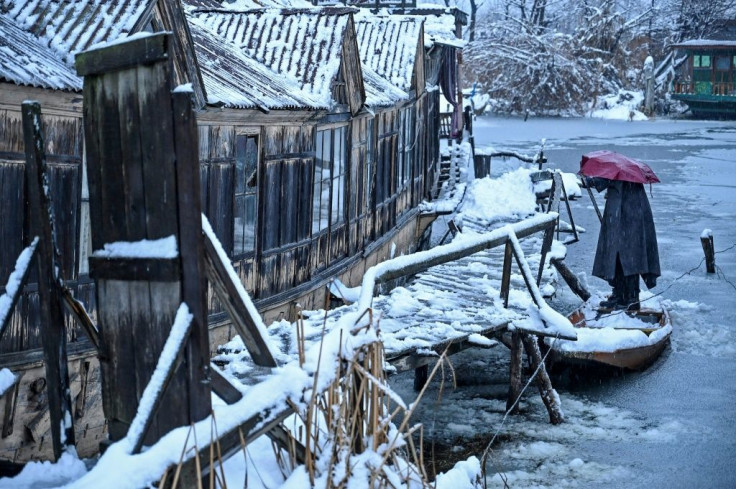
[589, 90, 648, 121]
[0, 451, 87, 489]
[460, 168, 537, 222]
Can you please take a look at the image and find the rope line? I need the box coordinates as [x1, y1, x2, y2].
[586, 241, 736, 322]
[480, 335, 561, 488]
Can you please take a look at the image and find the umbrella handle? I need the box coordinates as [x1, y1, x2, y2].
[586, 185, 603, 223]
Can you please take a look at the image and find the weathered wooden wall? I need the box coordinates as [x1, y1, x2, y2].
[0, 88, 87, 356]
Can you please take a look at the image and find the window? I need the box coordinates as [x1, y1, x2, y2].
[233, 135, 258, 255]
[694, 54, 711, 68]
[364, 119, 374, 213]
[715, 56, 730, 71]
[331, 128, 346, 227]
[312, 126, 347, 234]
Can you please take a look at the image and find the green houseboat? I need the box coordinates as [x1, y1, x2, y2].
[671, 40, 736, 117]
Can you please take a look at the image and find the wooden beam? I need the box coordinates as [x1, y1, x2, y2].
[0, 240, 38, 341]
[129, 307, 194, 455]
[88, 256, 181, 281]
[202, 228, 277, 367]
[374, 216, 557, 286]
[536, 225, 555, 286]
[60, 286, 100, 350]
[209, 366, 243, 405]
[172, 90, 212, 421]
[75, 33, 170, 77]
[550, 258, 591, 302]
[22, 101, 75, 460]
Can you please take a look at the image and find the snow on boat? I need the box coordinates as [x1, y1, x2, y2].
[548, 301, 672, 370]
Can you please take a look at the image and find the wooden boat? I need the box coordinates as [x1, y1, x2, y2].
[549, 307, 672, 371]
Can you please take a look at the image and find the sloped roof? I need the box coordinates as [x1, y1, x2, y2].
[672, 40, 736, 49]
[354, 13, 423, 93]
[362, 64, 409, 107]
[0, 0, 152, 65]
[0, 15, 81, 90]
[190, 7, 355, 107]
[188, 18, 324, 110]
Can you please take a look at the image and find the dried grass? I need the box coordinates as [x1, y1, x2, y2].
[162, 310, 447, 488]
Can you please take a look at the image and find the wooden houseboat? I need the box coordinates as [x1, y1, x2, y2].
[0, 0, 465, 464]
[671, 40, 736, 117]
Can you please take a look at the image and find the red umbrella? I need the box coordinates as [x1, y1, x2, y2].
[579, 150, 660, 184]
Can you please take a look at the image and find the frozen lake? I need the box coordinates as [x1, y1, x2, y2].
[392, 116, 736, 488]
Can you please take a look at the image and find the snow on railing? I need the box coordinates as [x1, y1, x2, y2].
[356, 213, 576, 340]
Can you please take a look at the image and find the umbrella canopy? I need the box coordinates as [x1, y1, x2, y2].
[579, 150, 660, 184]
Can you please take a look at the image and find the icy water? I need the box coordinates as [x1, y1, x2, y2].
[391, 116, 736, 488]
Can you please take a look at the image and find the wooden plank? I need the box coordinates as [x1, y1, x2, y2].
[209, 366, 243, 405]
[0, 162, 25, 281]
[60, 285, 100, 351]
[0, 241, 38, 342]
[137, 62, 178, 240]
[88, 257, 181, 282]
[172, 91, 211, 422]
[202, 230, 277, 367]
[130, 307, 193, 455]
[117, 68, 148, 239]
[75, 32, 170, 77]
[170, 405, 293, 487]
[22, 101, 75, 460]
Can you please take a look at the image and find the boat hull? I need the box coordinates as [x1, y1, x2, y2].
[550, 308, 671, 371]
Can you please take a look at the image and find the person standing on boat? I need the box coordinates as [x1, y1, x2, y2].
[586, 176, 661, 310]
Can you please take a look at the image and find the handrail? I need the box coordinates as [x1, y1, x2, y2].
[356, 213, 558, 313]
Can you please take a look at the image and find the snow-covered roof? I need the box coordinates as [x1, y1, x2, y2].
[1, 0, 152, 65]
[190, 7, 355, 108]
[188, 18, 324, 110]
[362, 65, 409, 107]
[0, 15, 81, 91]
[672, 39, 736, 49]
[423, 11, 464, 49]
[186, 0, 314, 8]
[0, 0, 153, 91]
[354, 13, 423, 93]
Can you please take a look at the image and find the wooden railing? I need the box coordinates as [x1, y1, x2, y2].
[673, 81, 735, 96]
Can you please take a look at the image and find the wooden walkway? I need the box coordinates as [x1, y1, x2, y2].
[219, 211, 561, 383]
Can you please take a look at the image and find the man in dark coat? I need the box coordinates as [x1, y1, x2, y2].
[587, 177, 660, 310]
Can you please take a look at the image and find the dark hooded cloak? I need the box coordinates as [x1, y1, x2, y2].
[591, 179, 660, 288]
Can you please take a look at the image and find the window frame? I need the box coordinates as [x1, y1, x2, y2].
[232, 132, 259, 258]
[312, 125, 347, 236]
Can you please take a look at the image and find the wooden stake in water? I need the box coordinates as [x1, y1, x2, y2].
[701, 229, 716, 274]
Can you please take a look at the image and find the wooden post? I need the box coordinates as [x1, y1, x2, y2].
[500, 240, 513, 308]
[701, 230, 716, 274]
[506, 332, 523, 414]
[536, 224, 555, 286]
[22, 101, 76, 459]
[75, 33, 211, 446]
[521, 335, 563, 425]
